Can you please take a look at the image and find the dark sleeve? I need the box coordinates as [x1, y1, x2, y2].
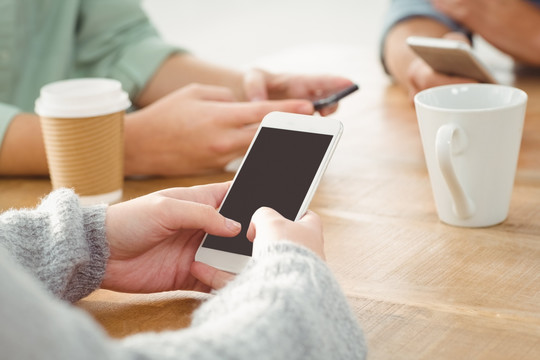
[379, 0, 469, 73]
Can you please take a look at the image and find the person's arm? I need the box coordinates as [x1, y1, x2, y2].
[0, 188, 365, 359]
[135, 54, 354, 114]
[74, 1, 352, 177]
[0, 112, 48, 175]
[75, 0, 186, 101]
[380, 0, 467, 73]
[123, 241, 366, 359]
[0, 0, 182, 176]
[0, 103, 48, 175]
[123, 84, 314, 176]
[0, 234, 365, 360]
[380, 0, 475, 98]
[0, 189, 123, 358]
[0, 189, 108, 301]
[135, 53, 245, 107]
[432, 0, 540, 66]
[113, 204, 365, 359]
[383, 17, 451, 90]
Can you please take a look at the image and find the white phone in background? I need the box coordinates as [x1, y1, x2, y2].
[407, 36, 497, 84]
[195, 111, 343, 274]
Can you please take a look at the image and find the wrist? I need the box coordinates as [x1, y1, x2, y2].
[81, 204, 110, 293]
[0, 112, 49, 175]
[123, 111, 150, 176]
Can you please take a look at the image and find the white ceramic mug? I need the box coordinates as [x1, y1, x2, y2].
[414, 84, 527, 227]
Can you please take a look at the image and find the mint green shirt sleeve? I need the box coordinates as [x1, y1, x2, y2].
[0, 103, 21, 147]
[0, 0, 185, 152]
[74, 0, 186, 101]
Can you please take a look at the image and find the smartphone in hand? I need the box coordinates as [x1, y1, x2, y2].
[195, 111, 343, 273]
[313, 84, 359, 111]
[407, 36, 497, 84]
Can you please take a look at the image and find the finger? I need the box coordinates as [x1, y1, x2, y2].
[156, 182, 231, 208]
[156, 199, 241, 237]
[243, 68, 269, 101]
[296, 209, 323, 230]
[409, 88, 417, 104]
[183, 83, 237, 102]
[317, 103, 339, 116]
[252, 207, 321, 233]
[443, 32, 471, 45]
[191, 261, 235, 290]
[209, 123, 259, 157]
[306, 76, 355, 99]
[252, 206, 283, 221]
[220, 99, 314, 127]
[246, 220, 256, 242]
[428, 72, 478, 87]
[247, 207, 280, 242]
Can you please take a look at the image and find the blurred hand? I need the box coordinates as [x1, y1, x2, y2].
[124, 83, 314, 176]
[247, 207, 325, 259]
[102, 182, 241, 293]
[433, 0, 525, 33]
[243, 68, 355, 116]
[432, 0, 540, 65]
[405, 32, 476, 100]
[191, 207, 325, 291]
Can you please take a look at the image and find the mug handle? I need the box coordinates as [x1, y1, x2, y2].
[436, 123, 475, 219]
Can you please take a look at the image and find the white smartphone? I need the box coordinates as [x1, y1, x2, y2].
[406, 36, 497, 84]
[195, 111, 343, 274]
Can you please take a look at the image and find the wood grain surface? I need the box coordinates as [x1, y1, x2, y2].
[1, 45, 539, 359]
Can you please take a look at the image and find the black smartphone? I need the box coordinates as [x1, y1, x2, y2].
[313, 84, 359, 111]
[195, 111, 343, 273]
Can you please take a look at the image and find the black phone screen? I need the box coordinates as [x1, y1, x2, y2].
[202, 126, 333, 256]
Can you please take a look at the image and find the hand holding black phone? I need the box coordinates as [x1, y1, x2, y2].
[406, 36, 497, 84]
[313, 84, 359, 111]
[195, 111, 343, 274]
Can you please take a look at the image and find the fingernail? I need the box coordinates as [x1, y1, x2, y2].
[225, 218, 241, 232]
[250, 96, 264, 102]
[298, 102, 314, 114]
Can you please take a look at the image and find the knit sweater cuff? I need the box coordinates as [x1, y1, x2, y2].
[76, 204, 110, 300]
[35, 189, 110, 303]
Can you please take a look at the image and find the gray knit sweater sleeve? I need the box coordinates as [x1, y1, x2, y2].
[0, 189, 366, 360]
[0, 188, 108, 302]
[122, 241, 367, 359]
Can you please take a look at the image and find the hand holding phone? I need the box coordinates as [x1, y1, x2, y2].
[407, 36, 497, 84]
[195, 111, 343, 274]
[313, 84, 359, 111]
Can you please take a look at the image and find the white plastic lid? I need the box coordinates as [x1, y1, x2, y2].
[35, 78, 131, 118]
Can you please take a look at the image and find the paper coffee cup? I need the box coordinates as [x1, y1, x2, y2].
[35, 78, 131, 205]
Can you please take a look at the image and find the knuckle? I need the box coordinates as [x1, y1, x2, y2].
[182, 83, 204, 95]
[209, 137, 237, 155]
[196, 202, 214, 216]
[147, 196, 175, 218]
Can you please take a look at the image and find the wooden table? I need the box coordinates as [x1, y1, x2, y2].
[1, 45, 539, 359]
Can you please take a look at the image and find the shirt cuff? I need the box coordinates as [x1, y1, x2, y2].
[379, 3, 468, 74]
[0, 103, 21, 148]
[80, 203, 110, 297]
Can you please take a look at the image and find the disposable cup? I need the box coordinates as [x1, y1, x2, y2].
[35, 78, 130, 205]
